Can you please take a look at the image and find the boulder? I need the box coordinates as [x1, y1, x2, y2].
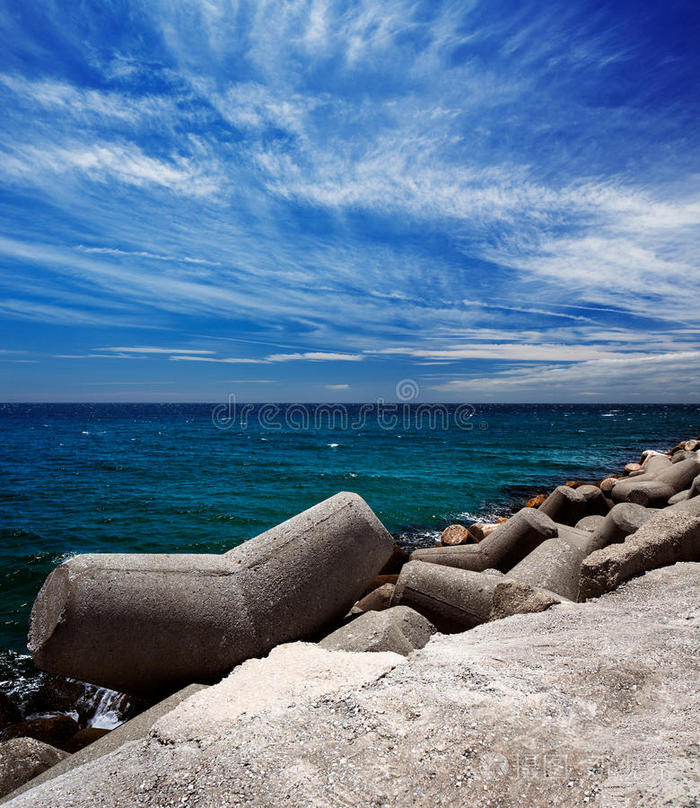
[0, 738, 67, 799]
[439, 525, 472, 546]
[1, 716, 79, 753]
[393, 561, 501, 632]
[624, 462, 643, 475]
[684, 439, 699, 452]
[489, 579, 563, 620]
[410, 508, 557, 573]
[579, 511, 700, 599]
[349, 583, 395, 615]
[319, 606, 435, 656]
[525, 493, 547, 508]
[28, 492, 394, 695]
[598, 476, 618, 493]
[466, 522, 498, 541]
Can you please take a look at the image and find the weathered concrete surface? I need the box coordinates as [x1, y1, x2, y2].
[8, 563, 699, 808]
[320, 606, 435, 656]
[488, 579, 563, 620]
[28, 492, 394, 694]
[0, 739, 67, 799]
[0, 684, 206, 804]
[410, 508, 557, 572]
[579, 510, 700, 599]
[393, 561, 501, 631]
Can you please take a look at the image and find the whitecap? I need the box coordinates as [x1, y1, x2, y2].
[328, 443, 339, 448]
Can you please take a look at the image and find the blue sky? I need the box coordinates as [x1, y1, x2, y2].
[0, 0, 698, 402]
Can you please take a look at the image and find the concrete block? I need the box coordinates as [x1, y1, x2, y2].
[0, 739, 67, 800]
[28, 492, 394, 695]
[319, 606, 435, 656]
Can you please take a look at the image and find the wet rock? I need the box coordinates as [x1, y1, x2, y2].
[1, 715, 80, 752]
[0, 694, 21, 732]
[439, 524, 472, 546]
[62, 728, 111, 754]
[320, 606, 435, 656]
[0, 738, 68, 798]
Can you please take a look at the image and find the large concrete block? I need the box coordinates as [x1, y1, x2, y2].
[585, 502, 655, 554]
[28, 493, 394, 695]
[488, 579, 563, 620]
[319, 606, 435, 656]
[612, 454, 700, 504]
[578, 511, 700, 599]
[393, 561, 501, 632]
[409, 509, 557, 573]
[507, 537, 588, 601]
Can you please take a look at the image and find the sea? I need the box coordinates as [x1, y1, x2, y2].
[0, 402, 698, 721]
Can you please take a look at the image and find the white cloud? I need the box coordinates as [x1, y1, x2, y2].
[101, 346, 214, 354]
[266, 352, 364, 362]
[325, 383, 350, 389]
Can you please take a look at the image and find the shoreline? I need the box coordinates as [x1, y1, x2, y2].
[1, 428, 699, 802]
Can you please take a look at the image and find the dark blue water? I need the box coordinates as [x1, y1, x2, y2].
[0, 402, 698, 699]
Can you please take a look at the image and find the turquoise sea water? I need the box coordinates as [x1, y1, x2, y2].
[0, 402, 698, 701]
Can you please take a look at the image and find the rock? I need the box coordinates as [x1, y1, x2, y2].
[489, 579, 562, 620]
[564, 480, 582, 487]
[61, 728, 110, 754]
[28, 492, 394, 695]
[378, 544, 409, 574]
[9, 565, 699, 808]
[0, 738, 68, 799]
[466, 522, 498, 541]
[624, 462, 643, 475]
[671, 449, 690, 463]
[349, 584, 395, 615]
[366, 574, 398, 592]
[574, 514, 606, 532]
[410, 508, 557, 573]
[0, 696, 20, 733]
[684, 439, 699, 452]
[668, 489, 690, 504]
[539, 484, 608, 526]
[1, 716, 79, 752]
[641, 454, 672, 476]
[393, 561, 501, 632]
[579, 511, 700, 599]
[525, 493, 547, 508]
[1, 684, 207, 803]
[319, 607, 435, 656]
[598, 476, 618, 493]
[439, 524, 472, 546]
[495, 517, 509, 523]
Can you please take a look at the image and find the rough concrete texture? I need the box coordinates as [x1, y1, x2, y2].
[393, 561, 501, 631]
[0, 684, 206, 804]
[585, 502, 655, 554]
[8, 564, 699, 808]
[410, 508, 557, 572]
[28, 492, 394, 694]
[320, 606, 435, 656]
[579, 510, 700, 599]
[488, 579, 563, 620]
[612, 453, 700, 504]
[574, 514, 606, 532]
[0, 739, 67, 799]
[507, 536, 588, 600]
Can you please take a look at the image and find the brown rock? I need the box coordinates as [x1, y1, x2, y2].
[1, 715, 80, 752]
[349, 583, 395, 615]
[467, 522, 499, 541]
[684, 439, 699, 452]
[0, 737, 68, 798]
[525, 494, 547, 508]
[439, 525, 472, 546]
[623, 463, 643, 475]
[564, 481, 582, 488]
[379, 544, 410, 575]
[598, 476, 618, 493]
[495, 517, 509, 523]
[63, 727, 111, 754]
[365, 574, 398, 593]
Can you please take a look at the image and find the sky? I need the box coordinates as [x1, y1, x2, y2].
[0, 0, 698, 402]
